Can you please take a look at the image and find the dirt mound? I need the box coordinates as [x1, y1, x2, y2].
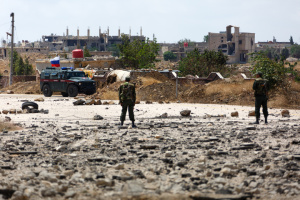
[1, 81, 41, 94]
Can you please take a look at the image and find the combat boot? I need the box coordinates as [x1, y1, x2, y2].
[132, 121, 137, 128]
[252, 117, 259, 124]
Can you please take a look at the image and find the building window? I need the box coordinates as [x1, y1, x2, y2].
[239, 40, 242, 44]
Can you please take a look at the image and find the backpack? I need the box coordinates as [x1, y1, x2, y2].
[255, 80, 267, 96]
[121, 83, 133, 101]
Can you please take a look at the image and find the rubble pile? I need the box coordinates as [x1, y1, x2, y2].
[0, 98, 299, 199]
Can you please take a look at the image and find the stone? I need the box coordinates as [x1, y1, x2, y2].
[180, 110, 191, 117]
[145, 100, 152, 104]
[85, 99, 95, 105]
[159, 113, 168, 118]
[7, 90, 14, 94]
[9, 109, 16, 114]
[34, 97, 44, 102]
[94, 115, 104, 120]
[4, 116, 11, 122]
[165, 151, 173, 157]
[231, 111, 239, 117]
[248, 110, 256, 117]
[140, 145, 158, 149]
[281, 109, 290, 117]
[65, 190, 76, 198]
[2, 110, 9, 114]
[73, 99, 85, 106]
[135, 101, 140, 104]
[96, 178, 114, 187]
[102, 101, 109, 105]
[94, 100, 102, 105]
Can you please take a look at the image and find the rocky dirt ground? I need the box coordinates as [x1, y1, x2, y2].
[0, 94, 299, 200]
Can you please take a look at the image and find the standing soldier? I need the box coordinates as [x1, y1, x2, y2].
[119, 76, 137, 128]
[253, 72, 269, 124]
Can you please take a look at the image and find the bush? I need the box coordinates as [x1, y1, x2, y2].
[178, 49, 228, 77]
[249, 52, 286, 87]
[163, 51, 177, 61]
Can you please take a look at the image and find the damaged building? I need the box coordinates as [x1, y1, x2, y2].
[208, 25, 255, 63]
[39, 27, 145, 52]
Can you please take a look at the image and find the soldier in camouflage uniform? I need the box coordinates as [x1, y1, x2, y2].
[253, 72, 269, 124]
[119, 76, 137, 128]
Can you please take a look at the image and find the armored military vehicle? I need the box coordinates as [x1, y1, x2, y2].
[40, 67, 96, 97]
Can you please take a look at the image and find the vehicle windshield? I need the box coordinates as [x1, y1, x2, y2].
[66, 72, 86, 78]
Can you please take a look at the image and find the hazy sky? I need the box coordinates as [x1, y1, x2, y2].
[0, 0, 299, 45]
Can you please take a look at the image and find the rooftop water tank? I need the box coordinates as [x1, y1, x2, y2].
[72, 49, 84, 58]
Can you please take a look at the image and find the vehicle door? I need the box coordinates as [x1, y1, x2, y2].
[50, 72, 60, 91]
[59, 72, 68, 91]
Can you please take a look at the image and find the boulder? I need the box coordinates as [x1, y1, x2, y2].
[102, 101, 109, 105]
[94, 100, 102, 105]
[34, 97, 44, 102]
[94, 115, 104, 120]
[145, 101, 152, 104]
[73, 99, 85, 106]
[7, 90, 14, 94]
[135, 101, 140, 104]
[85, 99, 95, 105]
[231, 111, 239, 117]
[281, 110, 290, 117]
[108, 101, 115, 105]
[180, 110, 191, 117]
[2, 110, 9, 114]
[159, 113, 168, 118]
[248, 110, 255, 117]
[9, 109, 16, 114]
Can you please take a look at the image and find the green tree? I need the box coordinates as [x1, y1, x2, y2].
[290, 36, 294, 45]
[249, 52, 286, 87]
[163, 51, 177, 61]
[203, 35, 209, 43]
[118, 35, 160, 69]
[178, 49, 228, 77]
[107, 44, 120, 57]
[9, 50, 33, 75]
[178, 38, 195, 47]
[290, 44, 300, 58]
[84, 46, 91, 57]
[281, 47, 290, 60]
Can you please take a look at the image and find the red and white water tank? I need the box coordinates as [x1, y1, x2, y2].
[72, 49, 84, 58]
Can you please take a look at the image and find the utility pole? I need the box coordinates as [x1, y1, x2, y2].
[9, 13, 14, 86]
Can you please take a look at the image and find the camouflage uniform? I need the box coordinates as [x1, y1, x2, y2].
[253, 77, 269, 124]
[119, 81, 136, 124]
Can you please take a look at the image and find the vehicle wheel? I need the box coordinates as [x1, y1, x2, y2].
[61, 92, 68, 97]
[22, 102, 38, 110]
[42, 84, 53, 97]
[67, 84, 78, 97]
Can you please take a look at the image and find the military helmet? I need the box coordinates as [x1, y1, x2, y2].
[125, 76, 131, 81]
[256, 71, 263, 77]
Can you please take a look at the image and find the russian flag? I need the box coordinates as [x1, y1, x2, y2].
[50, 56, 60, 67]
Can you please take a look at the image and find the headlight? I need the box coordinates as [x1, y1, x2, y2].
[79, 83, 82, 86]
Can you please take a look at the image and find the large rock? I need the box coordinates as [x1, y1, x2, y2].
[248, 110, 255, 117]
[94, 100, 102, 105]
[85, 99, 95, 105]
[2, 110, 9, 114]
[281, 109, 290, 117]
[93, 115, 104, 120]
[73, 99, 85, 106]
[180, 110, 191, 117]
[231, 111, 239, 117]
[34, 97, 44, 102]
